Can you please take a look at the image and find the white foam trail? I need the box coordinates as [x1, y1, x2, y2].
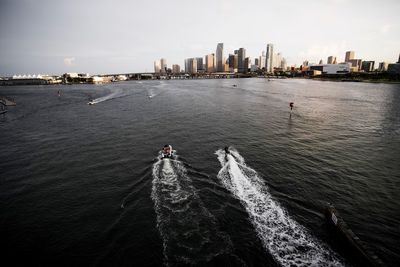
[90, 88, 124, 104]
[216, 148, 345, 267]
[152, 157, 237, 266]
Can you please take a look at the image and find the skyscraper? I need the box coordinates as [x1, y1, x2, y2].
[238, 48, 246, 73]
[361, 61, 375, 72]
[244, 57, 249, 73]
[228, 54, 235, 71]
[378, 62, 388, 72]
[345, 51, 355, 62]
[154, 60, 161, 73]
[160, 58, 167, 73]
[196, 57, 204, 72]
[185, 58, 198, 74]
[172, 64, 180, 74]
[259, 51, 266, 70]
[327, 56, 337, 64]
[205, 54, 215, 73]
[216, 43, 224, 72]
[266, 44, 274, 73]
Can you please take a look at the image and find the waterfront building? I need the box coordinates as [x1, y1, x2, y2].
[361, 61, 375, 72]
[309, 63, 351, 74]
[205, 53, 215, 73]
[244, 57, 249, 73]
[172, 64, 180, 74]
[238, 48, 246, 73]
[160, 58, 167, 73]
[348, 59, 362, 71]
[388, 55, 400, 74]
[378, 62, 388, 72]
[266, 44, 274, 73]
[274, 53, 283, 69]
[184, 58, 198, 74]
[154, 60, 161, 73]
[281, 58, 287, 70]
[228, 54, 235, 72]
[216, 43, 224, 72]
[345, 51, 355, 62]
[191, 58, 197, 74]
[196, 57, 204, 72]
[327, 56, 337, 64]
[259, 51, 266, 70]
[184, 59, 190, 73]
[224, 63, 230, 72]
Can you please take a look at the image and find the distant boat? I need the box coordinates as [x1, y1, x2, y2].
[88, 100, 96, 105]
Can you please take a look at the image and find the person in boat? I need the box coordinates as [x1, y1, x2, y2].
[289, 102, 294, 110]
[163, 145, 172, 157]
[224, 146, 230, 154]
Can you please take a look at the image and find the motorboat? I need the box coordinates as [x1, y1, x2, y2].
[161, 144, 175, 159]
[88, 100, 95, 105]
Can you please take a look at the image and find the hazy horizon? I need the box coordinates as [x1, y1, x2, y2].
[0, 0, 399, 75]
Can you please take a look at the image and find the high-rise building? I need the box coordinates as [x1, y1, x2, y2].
[244, 57, 249, 73]
[281, 58, 287, 70]
[259, 51, 266, 70]
[228, 54, 235, 71]
[266, 44, 274, 73]
[172, 64, 180, 74]
[205, 54, 215, 73]
[327, 56, 337, 64]
[319, 59, 324, 64]
[154, 60, 161, 73]
[254, 58, 259, 67]
[274, 53, 283, 68]
[160, 58, 167, 73]
[238, 48, 246, 73]
[185, 58, 198, 74]
[216, 43, 224, 72]
[378, 62, 388, 72]
[348, 59, 362, 71]
[191, 58, 197, 74]
[361, 61, 375, 72]
[196, 57, 204, 72]
[345, 51, 355, 62]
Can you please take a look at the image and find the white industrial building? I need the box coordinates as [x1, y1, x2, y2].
[309, 63, 351, 74]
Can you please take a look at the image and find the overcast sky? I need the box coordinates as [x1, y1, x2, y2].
[0, 0, 399, 75]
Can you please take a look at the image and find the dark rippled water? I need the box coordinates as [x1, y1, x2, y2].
[1, 79, 399, 266]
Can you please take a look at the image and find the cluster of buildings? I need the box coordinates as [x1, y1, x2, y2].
[154, 43, 400, 76]
[154, 43, 287, 75]
[295, 51, 400, 76]
[0, 72, 130, 86]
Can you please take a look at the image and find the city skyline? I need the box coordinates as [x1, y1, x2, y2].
[0, 0, 399, 75]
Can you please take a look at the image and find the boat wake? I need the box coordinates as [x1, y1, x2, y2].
[152, 156, 241, 266]
[216, 148, 345, 267]
[88, 88, 126, 105]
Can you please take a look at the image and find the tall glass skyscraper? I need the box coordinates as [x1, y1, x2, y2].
[238, 48, 246, 73]
[266, 43, 274, 73]
[216, 43, 224, 72]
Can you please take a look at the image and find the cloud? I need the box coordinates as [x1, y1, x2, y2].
[380, 24, 391, 34]
[63, 57, 75, 66]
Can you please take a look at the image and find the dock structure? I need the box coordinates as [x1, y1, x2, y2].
[325, 203, 384, 267]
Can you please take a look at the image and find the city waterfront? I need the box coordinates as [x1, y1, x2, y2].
[1, 79, 399, 266]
